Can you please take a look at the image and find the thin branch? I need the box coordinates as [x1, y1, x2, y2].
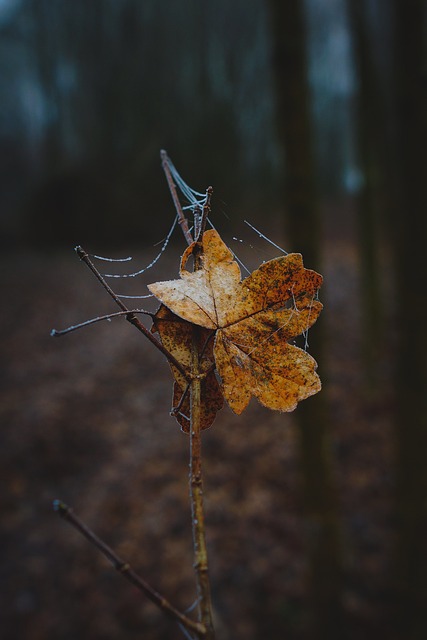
[75, 246, 133, 312]
[189, 331, 215, 639]
[51, 310, 153, 337]
[161, 150, 193, 246]
[193, 205, 202, 241]
[53, 500, 206, 638]
[74, 246, 190, 381]
[167, 177, 215, 634]
[171, 382, 191, 417]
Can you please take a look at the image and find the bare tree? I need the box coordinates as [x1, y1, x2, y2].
[347, 0, 385, 384]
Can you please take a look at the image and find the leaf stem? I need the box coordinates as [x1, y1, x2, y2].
[53, 500, 206, 637]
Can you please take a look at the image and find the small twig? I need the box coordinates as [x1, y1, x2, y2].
[187, 209, 216, 638]
[51, 310, 153, 337]
[74, 246, 190, 381]
[53, 500, 206, 637]
[171, 381, 191, 417]
[189, 331, 215, 639]
[161, 158, 216, 636]
[193, 205, 202, 241]
[161, 150, 193, 246]
[75, 246, 129, 312]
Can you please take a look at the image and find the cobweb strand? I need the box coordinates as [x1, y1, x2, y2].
[178, 622, 196, 640]
[244, 220, 288, 255]
[103, 215, 178, 278]
[207, 217, 251, 276]
[91, 254, 132, 262]
[116, 293, 154, 299]
[166, 156, 207, 207]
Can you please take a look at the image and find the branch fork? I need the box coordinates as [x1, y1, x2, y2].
[54, 151, 216, 639]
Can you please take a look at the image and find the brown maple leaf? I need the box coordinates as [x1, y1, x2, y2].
[151, 304, 223, 432]
[148, 229, 323, 415]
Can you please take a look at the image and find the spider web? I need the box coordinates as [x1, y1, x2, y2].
[55, 156, 320, 356]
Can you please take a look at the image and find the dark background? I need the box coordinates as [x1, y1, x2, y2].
[1, 1, 426, 639]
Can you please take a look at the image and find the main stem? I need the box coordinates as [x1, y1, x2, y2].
[162, 153, 215, 637]
[190, 329, 215, 639]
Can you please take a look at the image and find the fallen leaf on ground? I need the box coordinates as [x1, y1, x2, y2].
[149, 229, 323, 415]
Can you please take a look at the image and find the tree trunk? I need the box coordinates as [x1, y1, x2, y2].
[347, 0, 384, 385]
[390, 2, 427, 637]
[267, 2, 344, 638]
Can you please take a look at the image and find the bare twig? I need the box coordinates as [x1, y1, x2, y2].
[162, 156, 216, 637]
[75, 246, 129, 312]
[54, 155, 215, 639]
[189, 332, 215, 639]
[171, 381, 191, 418]
[53, 500, 206, 637]
[161, 150, 193, 246]
[51, 310, 153, 337]
[74, 246, 190, 381]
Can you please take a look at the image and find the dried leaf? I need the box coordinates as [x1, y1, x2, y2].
[151, 305, 223, 431]
[149, 229, 323, 415]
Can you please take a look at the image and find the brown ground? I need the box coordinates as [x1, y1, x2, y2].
[1, 236, 395, 639]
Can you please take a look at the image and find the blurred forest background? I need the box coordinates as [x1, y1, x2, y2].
[1, 0, 426, 639]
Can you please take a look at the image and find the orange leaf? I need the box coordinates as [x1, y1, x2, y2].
[149, 230, 323, 415]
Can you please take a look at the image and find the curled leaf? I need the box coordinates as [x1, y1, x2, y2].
[151, 305, 223, 431]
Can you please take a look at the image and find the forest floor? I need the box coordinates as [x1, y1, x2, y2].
[1, 233, 398, 639]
